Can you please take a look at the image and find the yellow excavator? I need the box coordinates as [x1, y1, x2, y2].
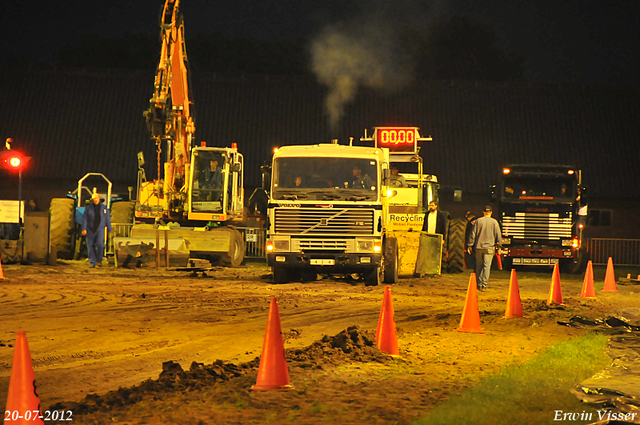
[113, 0, 246, 267]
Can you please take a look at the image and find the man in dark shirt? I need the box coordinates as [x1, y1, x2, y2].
[81, 193, 113, 267]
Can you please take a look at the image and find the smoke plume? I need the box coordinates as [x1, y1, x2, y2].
[310, 20, 414, 131]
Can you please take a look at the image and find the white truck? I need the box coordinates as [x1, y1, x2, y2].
[266, 127, 442, 285]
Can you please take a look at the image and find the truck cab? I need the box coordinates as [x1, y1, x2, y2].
[266, 142, 389, 285]
[493, 164, 588, 273]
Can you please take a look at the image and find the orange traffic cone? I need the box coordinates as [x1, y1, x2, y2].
[547, 263, 564, 305]
[602, 257, 618, 292]
[375, 286, 400, 357]
[504, 269, 523, 318]
[456, 273, 485, 333]
[251, 298, 293, 391]
[0, 255, 6, 279]
[581, 261, 596, 298]
[5, 331, 44, 424]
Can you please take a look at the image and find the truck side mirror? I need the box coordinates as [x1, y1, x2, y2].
[137, 151, 145, 168]
[490, 184, 497, 202]
[453, 189, 462, 202]
[261, 165, 271, 193]
[382, 168, 390, 185]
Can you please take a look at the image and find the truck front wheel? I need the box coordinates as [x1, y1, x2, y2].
[561, 247, 589, 274]
[273, 266, 299, 284]
[383, 238, 398, 284]
[364, 266, 382, 287]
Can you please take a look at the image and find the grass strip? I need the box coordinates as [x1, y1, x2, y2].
[413, 333, 610, 425]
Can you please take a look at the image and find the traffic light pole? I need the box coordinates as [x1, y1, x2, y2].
[19, 168, 24, 263]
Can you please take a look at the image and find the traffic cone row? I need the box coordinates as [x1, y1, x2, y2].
[3, 257, 624, 405]
[458, 256, 622, 332]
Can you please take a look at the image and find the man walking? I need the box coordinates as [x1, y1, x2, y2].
[81, 192, 113, 267]
[467, 205, 501, 291]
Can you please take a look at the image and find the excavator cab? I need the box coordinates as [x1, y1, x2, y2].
[188, 145, 244, 223]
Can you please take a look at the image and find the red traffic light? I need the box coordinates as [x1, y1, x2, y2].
[0, 150, 28, 171]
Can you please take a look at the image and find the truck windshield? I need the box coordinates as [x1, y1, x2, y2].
[502, 177, 575, 202]
[272, 157, 378, 201]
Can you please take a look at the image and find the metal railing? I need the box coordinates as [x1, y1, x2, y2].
[586, 238, 640, 265]
[107, 223, 134, 256]
[237, 227, 267, 259]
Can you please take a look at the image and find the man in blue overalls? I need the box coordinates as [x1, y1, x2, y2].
[81, 193, 112, 267]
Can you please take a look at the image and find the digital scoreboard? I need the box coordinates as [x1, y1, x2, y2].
[374, 127, 418, 153]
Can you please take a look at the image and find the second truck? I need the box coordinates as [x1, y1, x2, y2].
[492, 164, 588, 273]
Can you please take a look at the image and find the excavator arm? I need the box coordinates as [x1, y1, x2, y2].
[144, 0, 195, 198]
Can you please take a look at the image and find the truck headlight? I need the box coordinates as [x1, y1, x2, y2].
[357, 241, 373, 251]
[502, 238, 511, 245]
[374, 241, 382, 253]
[274, 240, 290, 251]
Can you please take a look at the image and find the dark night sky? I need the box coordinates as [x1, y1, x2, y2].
[1, 0, 639, 87]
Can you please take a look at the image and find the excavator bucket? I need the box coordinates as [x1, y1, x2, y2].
[113, 225, 238, 268]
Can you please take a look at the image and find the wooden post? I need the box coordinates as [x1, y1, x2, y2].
[155, 228, 160, 268]
[164, 229, 169, 268]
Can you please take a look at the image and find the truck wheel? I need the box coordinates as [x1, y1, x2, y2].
[383, 237, 398, 284]
[49, 198, 76, 260]
[364, 266, 381, 287]
[447, 218, 466, 273]
[110, 201, 136, 237]
[300, 269, 317, 282]
[561, 247, 589, 274]
[273, 266, 292, 284]
[222, 229, 245, 267]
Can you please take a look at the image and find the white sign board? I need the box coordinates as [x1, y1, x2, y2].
[0, 200, 25, 223]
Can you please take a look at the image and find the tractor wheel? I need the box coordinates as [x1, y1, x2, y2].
[446, 218, 467, 273]
[110, 201, 136, 237]
[383, 237, 398, 284]
[49, 198, 76, 260]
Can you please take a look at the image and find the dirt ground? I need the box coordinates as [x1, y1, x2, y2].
[1, 260, 639, 424]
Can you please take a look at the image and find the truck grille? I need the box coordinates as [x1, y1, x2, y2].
[296, 239, 349, 251]
[275, 208, 374, 235]
[502, 212, 572, 240]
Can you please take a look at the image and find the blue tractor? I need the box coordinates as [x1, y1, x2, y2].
[48, 173, 135, 261]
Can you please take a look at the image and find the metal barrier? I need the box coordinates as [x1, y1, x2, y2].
[238, 227, 267, 259]
[587, 238, 640, 265]
[107, 223, 133, 256]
